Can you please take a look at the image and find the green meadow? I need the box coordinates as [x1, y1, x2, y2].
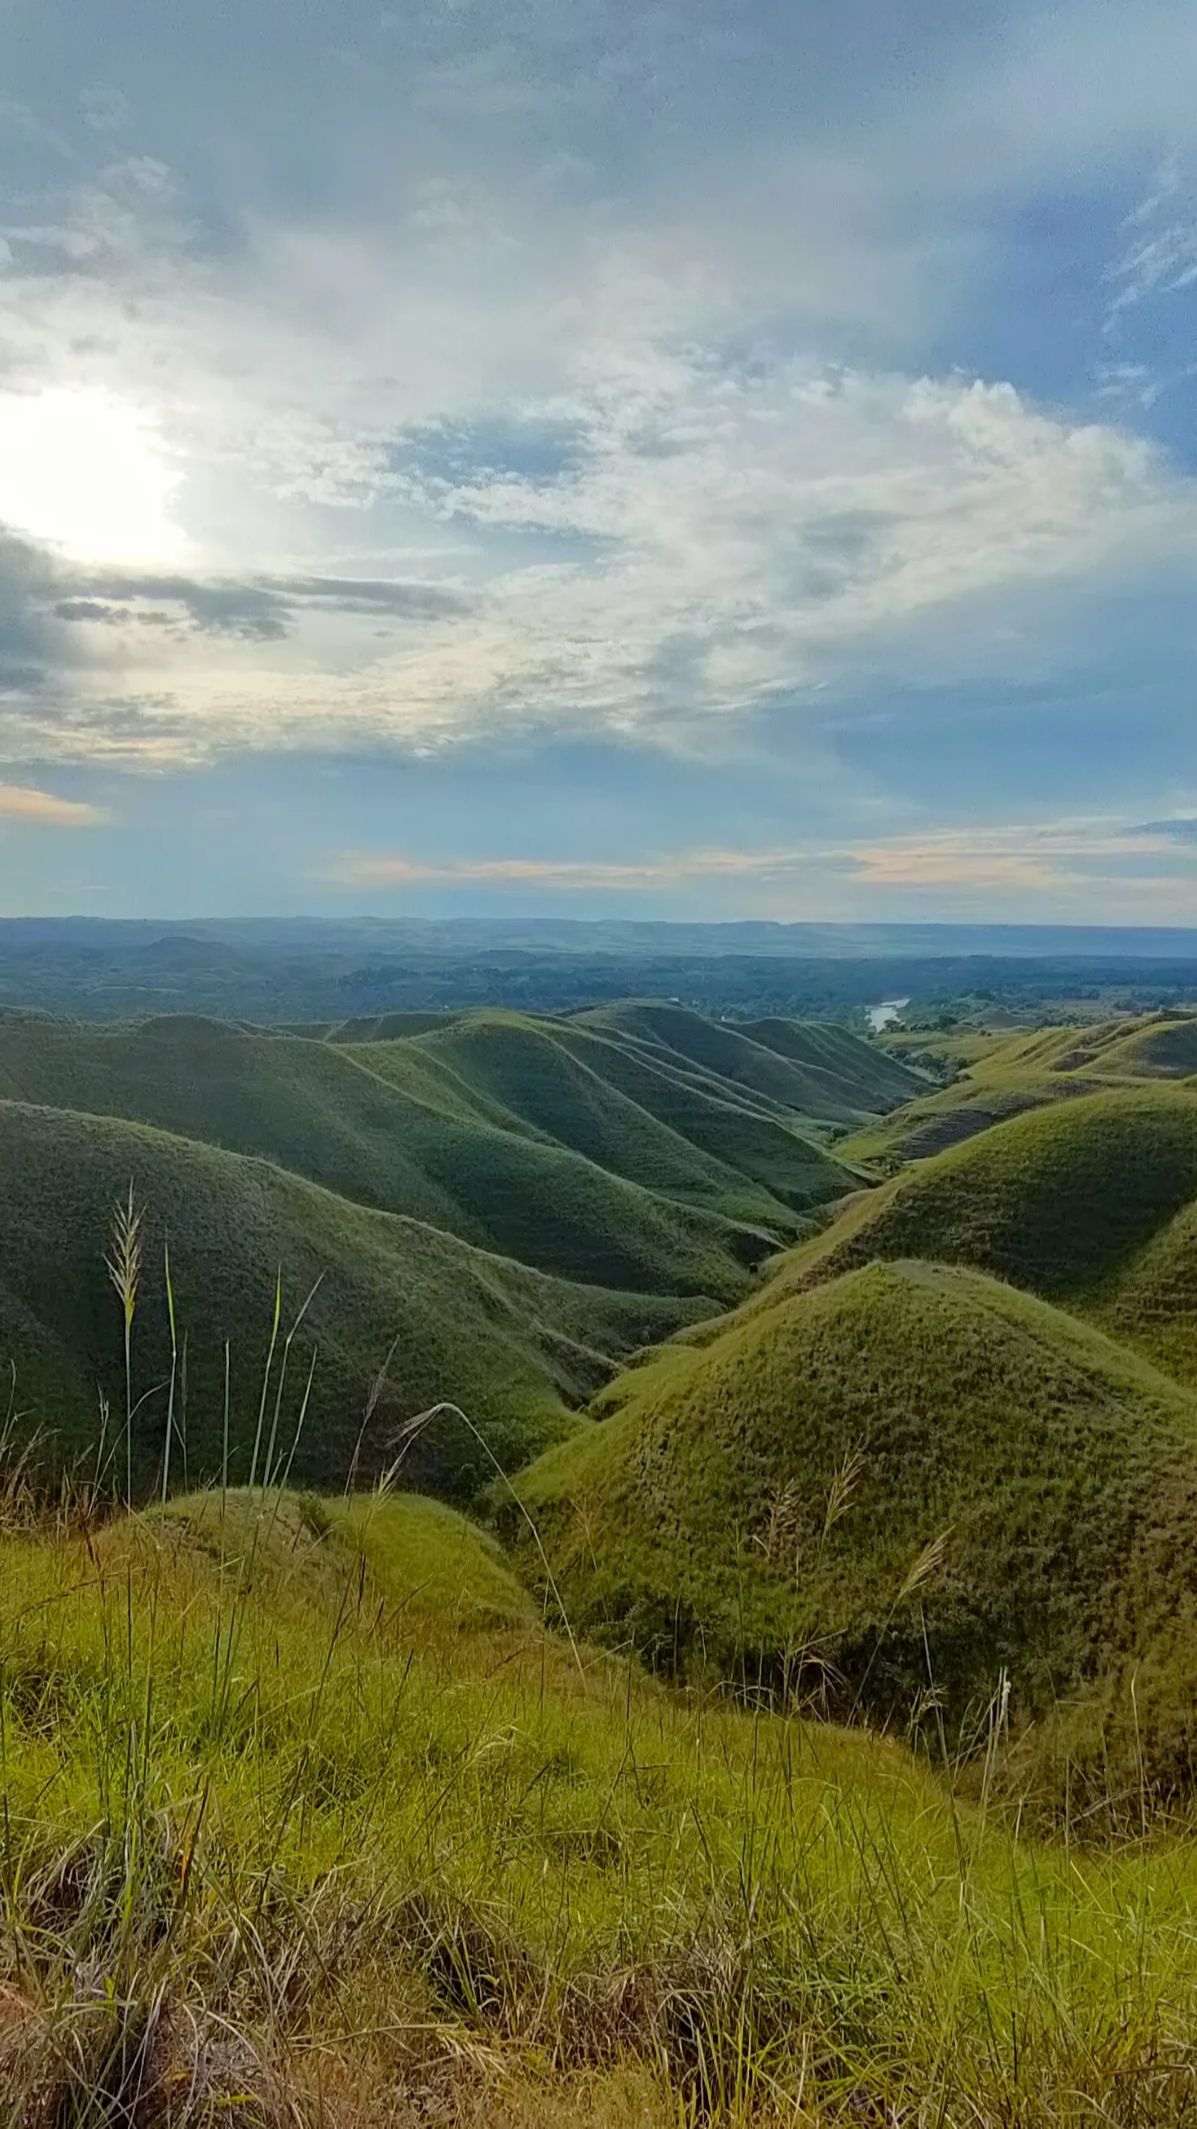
[5, 1005, 1197, 2121]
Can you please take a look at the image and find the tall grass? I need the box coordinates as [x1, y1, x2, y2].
[7, 1487, 1197, 2125]
[2, 1197, 1197, 2122]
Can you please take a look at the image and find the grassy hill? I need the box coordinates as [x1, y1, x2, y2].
[1084, 1011, 1197, 1078]
[10, 1483, 1197, 2121]
[569, 999, 924, 1124]
[0, 1011, 782, 1298]
[738, 1013, 927, 1105]
[164, 1484, 540, 1631]
[513, 1258, 1197, 1805]
[355, 1009, 831, 1229]
[0, 1099, 714, 1499]
[0, 1001, 926, 1499]
[369, 1004, 894, 1209]
[845, 1070, 1104, 1163]
[773, 1085, 1197, 1381]
[0, 1006, 919, 1260]
[11, 999, 1197, 2119]
[374, 1003, 917, 1221]
[820, 1086, 1197, 1295]
[848, 1010, 1197, 1164]
[549, 1019, 861, 1209]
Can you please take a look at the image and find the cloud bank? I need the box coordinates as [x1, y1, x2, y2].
[0, 0, 1194, 917]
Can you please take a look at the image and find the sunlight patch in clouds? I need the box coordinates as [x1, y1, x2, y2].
[2, 354, 1192, 769]
[1, 0, 1197, 919]
[0, 387, 185, 566]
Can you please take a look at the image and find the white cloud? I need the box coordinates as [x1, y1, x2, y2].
[332, 847, 809, 890]
[388, 363, 1185, 733]
[1107, 161, 1197, 323]
[2, 307, 1193, 772]
[0, 18, 1195, 772]
[842, 820, 1191, 892]
[332, 815, 1197, 899]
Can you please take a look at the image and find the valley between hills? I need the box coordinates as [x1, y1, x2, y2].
[9, 999, 1197, 2123]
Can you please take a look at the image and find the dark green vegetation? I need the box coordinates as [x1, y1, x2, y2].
[0, 1002, 918, 1495]
[0, 1010, 792, 1293]
[4, 914, 1197, 1021]
[514, 1259, 1197, 1807]
[0, 1098, 700, 1498]
[353, 1002, 881, 1216]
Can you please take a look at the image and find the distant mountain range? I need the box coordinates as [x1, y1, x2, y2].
[6, 914, 1197, 958]
[2, 915, 1197, 1020]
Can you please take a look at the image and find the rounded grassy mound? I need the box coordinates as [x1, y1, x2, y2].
[1057, 1012, 1197, 1080]
[807, 1085, 1197, 1307]
[514, 1260, 1197, 1805]
[159, 1487, 537, 1631]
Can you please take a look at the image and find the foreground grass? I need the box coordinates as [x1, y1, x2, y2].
[4, 1489, 1197, 2122]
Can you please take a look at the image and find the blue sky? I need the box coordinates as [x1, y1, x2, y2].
[0, 0, 1195, 921]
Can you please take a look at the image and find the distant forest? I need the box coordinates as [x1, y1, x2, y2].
[1, 916, 1197, 1023]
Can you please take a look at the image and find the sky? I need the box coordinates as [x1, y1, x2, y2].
[0, 0, 1195, 922]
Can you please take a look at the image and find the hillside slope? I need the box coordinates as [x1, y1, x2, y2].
[0, 1099, 706, 1497]
[850, 1011, 1197, 1164]
[0, 1002, 932, 1500]
[0, 1012, 780, 1298]
[777, 1085, 1197, 1380]
[515, 1259, 1197, 1801]
[570, 1000, 924, 1124]
[355, 1009, 832, 1227]
[385, 1005, 881, 1210]
[1086, 1011, 1197, 1078]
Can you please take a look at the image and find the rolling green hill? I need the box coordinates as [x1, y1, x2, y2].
[569, 999, 924, 1124]
[1084, 1011, 1197, 1078]
[13, 999, 1197, 2117]
[0, 1098, 709, 1498]
[0, 1001, 925, 1498]
[849, 1011, 1197, 1164]
[772, 1085, 1197, 1382]
[0, 1011, 785, 1298]
[852, 1076, 1101, 1163]
[163, 1485, 539, 1632]
[819, 1086, 1197, 1295]
[362, 1005, 869, 1217]
[356, 1009, 825, 1228]
[514, 1258, 1197, 1803]
[738, 1013, 928, 1105]
[11, 1480, 1197, 2124]
[548, 1019, 862, 1208]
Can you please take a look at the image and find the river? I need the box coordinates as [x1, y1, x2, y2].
[867, 997, 910, 1033]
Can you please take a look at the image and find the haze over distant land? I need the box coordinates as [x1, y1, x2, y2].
[4, 916, 1197, 959]
[2, 914, 1197, 1022]
[1, 0, 1196, 920]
